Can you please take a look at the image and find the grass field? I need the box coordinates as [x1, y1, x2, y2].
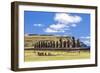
[24, 50, 90, 62]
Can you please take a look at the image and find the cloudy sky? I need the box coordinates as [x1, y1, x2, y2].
[24, 11, 90, 46]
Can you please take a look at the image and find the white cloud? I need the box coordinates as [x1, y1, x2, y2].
[45, 28, 58, 33]
[49, 24, 66, 30]
[80, 36, 90, 39]
[45, 13, 82, 33]
[83, 40, 90, 45]
[71, 24, 77, 27]
[45, 23, 70, 33]
[45, 27, 65, 33]
[80, 36, 90, 46]
[54, 13, 82, 24]
[24, 34, 29, 36]
[33, 24, 43, 27]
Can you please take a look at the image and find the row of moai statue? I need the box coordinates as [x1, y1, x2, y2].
[34, 37, 81, 48]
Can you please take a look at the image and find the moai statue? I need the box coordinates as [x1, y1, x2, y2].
[43, 41, 45, 48]
[36, 42, 38, 48]
[52, 41, 54, 48]
[50, 41, 52, 48]
[51, 41, 53, 48]
[34, 43, 36, 48]
[76, 39, 80, 47]
[47, 41, 50, 48]
[47, 41, 49, 48]
[39, 41, 41, 48]
[67, 40, 70, 48]
[45, 41, 48, 48]
[63, 41, 67, 48]
[72, 37, 75, 48]
[59, 38, 63, 48]
[44, 41, 46, 48]
[46, 41, 48, 48]
[45, 41, 47, 48]
[56, 41, 59, 48]
[41, 41, 43, 48]
[38, 41, 40, 48]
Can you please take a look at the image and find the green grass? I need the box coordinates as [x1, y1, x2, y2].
[24, 50, 90, 62]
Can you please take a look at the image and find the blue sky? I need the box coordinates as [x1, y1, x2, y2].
[24, 11, 90, 46]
